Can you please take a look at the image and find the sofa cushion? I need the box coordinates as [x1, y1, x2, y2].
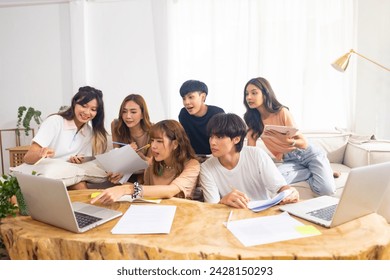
[304, 132, 350, 164]
[254, 131, 350, 164]
[343, 140, 390, 168]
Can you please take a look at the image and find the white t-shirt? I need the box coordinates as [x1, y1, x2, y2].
[199, 146, 287, 203]
[32, 115, 93, 160]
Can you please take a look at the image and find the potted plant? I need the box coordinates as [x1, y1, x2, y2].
[0, 173, 29, 219]
[16, 106, 42, 136]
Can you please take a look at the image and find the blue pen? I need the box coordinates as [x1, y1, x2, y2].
[112, 141, 128, 146]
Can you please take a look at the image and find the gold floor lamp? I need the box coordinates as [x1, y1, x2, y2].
[331, 49, 390, 72]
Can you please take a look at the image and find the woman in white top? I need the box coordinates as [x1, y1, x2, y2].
[23, 86, 108, 189]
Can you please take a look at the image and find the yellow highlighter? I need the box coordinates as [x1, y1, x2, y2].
[90, 192, 102, 199]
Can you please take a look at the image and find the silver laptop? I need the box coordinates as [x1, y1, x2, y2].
[279, 161, 390, 228]
[15, 173, 123, 233]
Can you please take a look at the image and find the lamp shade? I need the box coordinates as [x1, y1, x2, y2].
[331, 51, 352, 72]
[332, 49, 390, 72]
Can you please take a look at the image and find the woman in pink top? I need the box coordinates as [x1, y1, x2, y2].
[243, 77, 336, 196]
[91, 119, 200, 204]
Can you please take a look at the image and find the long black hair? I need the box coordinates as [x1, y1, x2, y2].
[59, 86, 107, 154]
[243, 77, 287, 140]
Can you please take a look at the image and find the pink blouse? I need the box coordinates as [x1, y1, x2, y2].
[143, 159, 200, 199]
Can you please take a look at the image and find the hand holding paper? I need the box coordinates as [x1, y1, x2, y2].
[247, 189, 293, 212]
[95, 145, 148, 184]
[262, 125, 298, 138]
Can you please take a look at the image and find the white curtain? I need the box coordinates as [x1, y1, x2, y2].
[152, 0, 356, 131]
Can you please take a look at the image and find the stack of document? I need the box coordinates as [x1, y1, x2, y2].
[111, 205, 176, 234]
[248, 189, 292, 212]
[226, 212, 321, 247]
[262, 125, 299, 136]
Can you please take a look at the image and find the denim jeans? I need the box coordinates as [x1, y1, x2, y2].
[278, 143, 336, 196]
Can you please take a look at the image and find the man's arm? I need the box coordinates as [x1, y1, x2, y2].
[199, 164, 222, 203]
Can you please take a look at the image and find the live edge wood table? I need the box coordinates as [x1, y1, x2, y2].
[1, 190, 390, 260]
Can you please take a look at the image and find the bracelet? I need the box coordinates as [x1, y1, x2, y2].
[131, 182, 143, 199]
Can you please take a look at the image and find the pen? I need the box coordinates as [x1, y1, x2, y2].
[136, 143, 150, 152]
[112, 141, 128, 146]
[34, 148, 49, 165]
[226, 210, 233, 228]
[34, 156, 45, 165]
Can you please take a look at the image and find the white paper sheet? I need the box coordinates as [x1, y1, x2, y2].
[247, 189, 293, 212]
[95, 145, 148, 184]
[226, 212, 321, 247]
[111, 205, 176, 234]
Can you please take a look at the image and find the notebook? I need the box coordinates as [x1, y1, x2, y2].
[279, 161, 390, 228]
[263, 125, 299, 136]
[14, 173, 123, 233]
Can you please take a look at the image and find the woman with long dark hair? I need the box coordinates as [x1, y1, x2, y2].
[243, 77, 335, 196]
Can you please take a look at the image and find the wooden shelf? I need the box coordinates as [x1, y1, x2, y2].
[6, 145, 30, 167]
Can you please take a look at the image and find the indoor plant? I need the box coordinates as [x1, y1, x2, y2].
[16, 106, 42, 136]
[0, 173, 30, 219]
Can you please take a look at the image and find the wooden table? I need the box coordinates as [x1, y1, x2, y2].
[1, 190, 390, 260]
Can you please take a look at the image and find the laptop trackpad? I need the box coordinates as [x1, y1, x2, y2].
[72, 202, 107, 215]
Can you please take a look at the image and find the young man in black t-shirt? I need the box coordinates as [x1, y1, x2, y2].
[178, 80, 224, 156]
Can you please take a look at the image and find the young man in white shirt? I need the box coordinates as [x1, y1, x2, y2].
[199, 113, 299, 208]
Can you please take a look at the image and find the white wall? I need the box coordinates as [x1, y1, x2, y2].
[355, 0, 390, 139]
[86, 0, 165, 130]
[0, 0, 164, 173]
[0, 1, 73, 173]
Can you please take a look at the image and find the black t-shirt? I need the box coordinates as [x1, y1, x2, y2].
[178, 105, 225, 155]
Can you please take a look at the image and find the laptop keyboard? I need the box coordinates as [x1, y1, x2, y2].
[74, 211, 102, 228]
[307, 204, 337, 221]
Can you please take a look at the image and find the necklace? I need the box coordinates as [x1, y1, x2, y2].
[132, 130, 146, 139]
[157, 162, 173, 176]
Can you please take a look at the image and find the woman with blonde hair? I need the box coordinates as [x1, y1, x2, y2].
[108, 94, 152, 184]
[111, 94, 152, 159]
[91, 119, 200, 204]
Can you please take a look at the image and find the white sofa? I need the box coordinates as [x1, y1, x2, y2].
[257, 131, 390, 223]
